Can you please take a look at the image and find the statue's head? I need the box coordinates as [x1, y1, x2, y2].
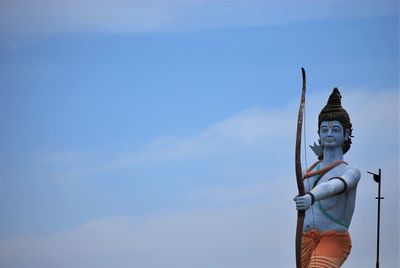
[317, 88, 353, 156]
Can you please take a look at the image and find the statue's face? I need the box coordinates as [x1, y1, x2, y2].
[319, 120, 346, 149]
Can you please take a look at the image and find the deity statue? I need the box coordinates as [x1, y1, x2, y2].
[294, 88, 361, 268]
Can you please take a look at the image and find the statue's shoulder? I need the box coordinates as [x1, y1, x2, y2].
[343, 164, 360, 174]
[341, 164, 361, 182]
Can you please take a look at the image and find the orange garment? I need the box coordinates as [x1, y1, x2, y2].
[301, 229, 352, 268]
[303, 160, 347, 179]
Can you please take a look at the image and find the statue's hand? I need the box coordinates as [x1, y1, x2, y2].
[293, 194, 313, 211]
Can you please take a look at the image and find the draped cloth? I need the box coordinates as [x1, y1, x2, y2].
[301, 229, 352, 268]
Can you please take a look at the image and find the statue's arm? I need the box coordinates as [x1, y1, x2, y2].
[294, 167, 360, 210]
[311, 167, 361, 201]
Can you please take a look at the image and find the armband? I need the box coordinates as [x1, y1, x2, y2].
[306, 192, 315, 205]
[329, 177, 348, 195]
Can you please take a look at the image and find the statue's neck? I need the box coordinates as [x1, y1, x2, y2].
[322, 147, 344, 167]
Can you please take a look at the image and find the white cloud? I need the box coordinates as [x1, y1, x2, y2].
[36, 104, 297, 180]
[31, 87, 398, 186]
[0, 0, 397, 35]
[0, 196, 295, 268]
[39, 87, 399, 180]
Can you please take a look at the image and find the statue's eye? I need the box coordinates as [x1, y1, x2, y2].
[332, 128, 341, 133]
[321, 128, 328, 133]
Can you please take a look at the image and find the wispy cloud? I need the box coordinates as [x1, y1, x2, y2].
[35, 104, 297, 180]
[0, 204, 293, 268]
[36, 88, 398, 180]
[0, 0, 397, 35]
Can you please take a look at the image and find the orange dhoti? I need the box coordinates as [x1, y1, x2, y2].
[301, 229, 352, 268]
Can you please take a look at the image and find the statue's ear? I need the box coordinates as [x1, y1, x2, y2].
[344, 129, 350, 141]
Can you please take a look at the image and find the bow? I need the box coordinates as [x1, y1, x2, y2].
[295, 67, 306, 268]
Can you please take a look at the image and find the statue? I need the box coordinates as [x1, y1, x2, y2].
[294, 87, 361, 268]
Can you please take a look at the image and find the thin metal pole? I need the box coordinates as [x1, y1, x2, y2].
[368, 169, 383, 268]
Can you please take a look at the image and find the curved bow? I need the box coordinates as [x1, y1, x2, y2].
[295, 68, 306, 268]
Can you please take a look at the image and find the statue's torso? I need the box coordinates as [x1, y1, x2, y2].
[303, 163, 359, 232]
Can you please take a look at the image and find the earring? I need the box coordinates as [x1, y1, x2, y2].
[344, 129, 350, 141]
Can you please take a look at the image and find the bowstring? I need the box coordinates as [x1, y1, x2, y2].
[303, 101, 317, 266]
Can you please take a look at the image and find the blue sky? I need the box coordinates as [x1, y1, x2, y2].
[0, 1, 398, 267]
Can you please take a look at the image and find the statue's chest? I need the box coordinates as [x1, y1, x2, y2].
[310, 166, 348, 209]
[308, 165, 346, 189]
